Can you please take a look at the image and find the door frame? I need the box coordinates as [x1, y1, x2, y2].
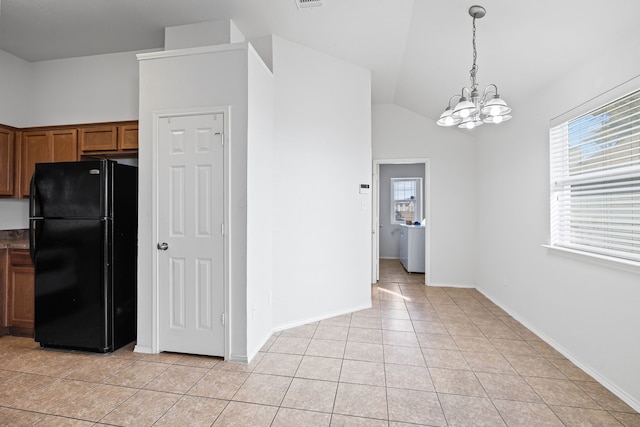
[372, 158, 431, 285]
[151, 106, 230, 360]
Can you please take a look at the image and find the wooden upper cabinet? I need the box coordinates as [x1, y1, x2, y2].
[79, 126, 118, 152]
[79, 123, 138, 154]
[0, 127, 15, 196]
[51, 129, 78, 162]
[8, 121, 136, 198]
[20, 129, 78, 197]
[118, 124, 138, 150]
[21, 131, 51, 197]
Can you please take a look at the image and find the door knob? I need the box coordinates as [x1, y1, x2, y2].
[157, 242, 169, 250]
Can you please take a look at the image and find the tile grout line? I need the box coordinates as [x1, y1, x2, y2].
[0, 260, 636, 425]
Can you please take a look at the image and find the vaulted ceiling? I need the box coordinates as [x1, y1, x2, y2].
[1, 0, 638, 122]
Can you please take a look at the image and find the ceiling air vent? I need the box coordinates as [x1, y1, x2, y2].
[296, 0, 323, 9]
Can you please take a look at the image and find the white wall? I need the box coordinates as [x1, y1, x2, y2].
[0, 50, 32, 127]
[0, 200, 29, 230]
[379, 163, 425, 259]
[271, 36, 372, 329]
[246, 48, 275, 358]
[372, 104, 476, 286]
[165, 20, 245, 51]
[0, 50, 32, 230]
[137, 44, 251, 360]
[30, 50, 142, 126]
[0, 48, 141, 128]
[0, 199, 29, 230]
[475, 34, 640, 409]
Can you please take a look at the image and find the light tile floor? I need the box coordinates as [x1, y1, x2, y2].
[0, 259, 638, 426]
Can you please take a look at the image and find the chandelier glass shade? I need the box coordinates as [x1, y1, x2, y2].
[437, 5, 512, 129]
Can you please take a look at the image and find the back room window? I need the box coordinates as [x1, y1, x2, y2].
[391, 177, 423, 224]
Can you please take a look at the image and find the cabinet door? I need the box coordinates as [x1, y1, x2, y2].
[20, 130, 78, 197]
[51, 129, 77, 162]
[21, 131, 51, 197]
[79, 126, 117, 152]
[118, 125, 138, 150]
[0, 127, 14, 196]
[0, 249, 8, 331]
[8, 250, 35, 332]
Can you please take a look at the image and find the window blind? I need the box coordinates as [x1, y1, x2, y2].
[550, 88, 640, 263]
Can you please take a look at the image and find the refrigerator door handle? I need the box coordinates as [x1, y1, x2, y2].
[29, 219, 37, 263]
[29, 172, 40, 264]
[29, 172, 39, 217]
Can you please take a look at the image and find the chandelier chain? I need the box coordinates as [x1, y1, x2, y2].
[470, 16, 478, 91]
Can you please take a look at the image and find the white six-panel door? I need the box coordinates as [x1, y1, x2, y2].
[157, 113, 225, 356]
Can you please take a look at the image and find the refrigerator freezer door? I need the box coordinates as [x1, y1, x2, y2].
[31, 161, 107, 219]
[34, 218, 111, 352]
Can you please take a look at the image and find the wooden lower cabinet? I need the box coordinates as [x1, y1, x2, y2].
[0, 250, 8, 334]
[3, 250, 35, 337]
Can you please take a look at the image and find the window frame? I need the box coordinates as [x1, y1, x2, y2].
[549, 86, 640, 266]
[390, 177, 423, 225]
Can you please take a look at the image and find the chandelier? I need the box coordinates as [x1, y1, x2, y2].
[437, 5, 512, 129]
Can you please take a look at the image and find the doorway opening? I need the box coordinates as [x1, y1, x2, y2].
[372, 158, 430, 285]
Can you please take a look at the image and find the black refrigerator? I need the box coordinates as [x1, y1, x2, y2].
[29, 159, 137, 353]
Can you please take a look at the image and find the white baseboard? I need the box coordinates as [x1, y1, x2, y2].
[246, 332, 275, 363]
[272, 303, 372, 333]
[133, 344, 155, 354]
[228, 353, 249, 363]
[243, 303, 373, 363]
[428, 282, 475, 289]
[479, 288, 640, 413]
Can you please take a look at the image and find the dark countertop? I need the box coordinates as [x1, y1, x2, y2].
[0, 229, 29, 250]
